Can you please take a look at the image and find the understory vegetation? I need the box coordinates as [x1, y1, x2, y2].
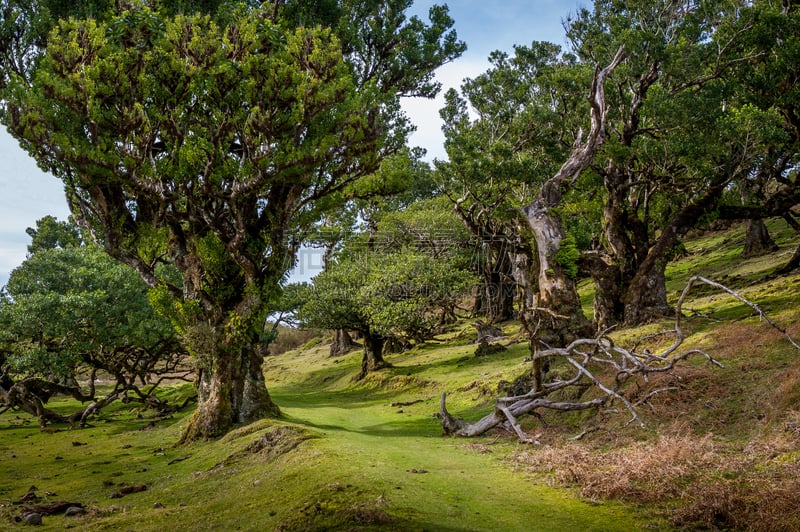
[1, 220, 799, 530]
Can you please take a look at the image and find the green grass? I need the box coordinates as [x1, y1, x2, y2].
[2, 219, 799, 530]
[0, 334, 657, 531]
[0, 353, 653, 531]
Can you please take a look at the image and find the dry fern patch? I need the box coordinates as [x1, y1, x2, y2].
[512, 416, 800, 529]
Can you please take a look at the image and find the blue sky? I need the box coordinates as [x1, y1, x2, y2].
[0, 0, 582, 286]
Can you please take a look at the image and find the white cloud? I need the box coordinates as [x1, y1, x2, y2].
[401, 57, 490, 162]
[0, 130, 70, 286]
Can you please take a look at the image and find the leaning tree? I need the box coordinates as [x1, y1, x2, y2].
[436, 41, 580, 325]
[438, 34, 626, 348]
[2, 1, 464, 441]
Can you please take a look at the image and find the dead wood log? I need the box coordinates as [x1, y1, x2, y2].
[21, 502, 84, 516]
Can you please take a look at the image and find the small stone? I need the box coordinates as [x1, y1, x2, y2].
[152, 502, 165, 509]
[23, 512, 43, 525]
[64, 506, 86, 517]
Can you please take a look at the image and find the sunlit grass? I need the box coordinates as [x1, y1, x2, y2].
[1, 219, 798, 530]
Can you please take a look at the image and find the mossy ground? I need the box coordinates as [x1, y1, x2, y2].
[1, 219, 799, 530]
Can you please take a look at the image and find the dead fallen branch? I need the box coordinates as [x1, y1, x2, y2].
[441, 276, 799, 441]
[678, 276, 800, 350]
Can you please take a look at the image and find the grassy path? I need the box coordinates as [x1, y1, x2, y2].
[0, 374, 660, 531]
[272, 384, 656, 531]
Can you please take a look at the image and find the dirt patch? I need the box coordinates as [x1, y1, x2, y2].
[247, 425, 312, 460]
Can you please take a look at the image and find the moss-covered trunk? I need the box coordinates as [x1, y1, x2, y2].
[179, 311, 280, 443]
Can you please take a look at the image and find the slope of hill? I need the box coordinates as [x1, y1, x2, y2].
[1, 220, 798, 530]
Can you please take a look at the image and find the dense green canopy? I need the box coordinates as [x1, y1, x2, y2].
[1, 0, 464, 440]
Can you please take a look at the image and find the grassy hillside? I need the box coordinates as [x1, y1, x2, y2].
[1, 220, 799, 530]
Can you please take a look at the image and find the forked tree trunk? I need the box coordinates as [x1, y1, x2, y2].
[623, 179, 729, 325]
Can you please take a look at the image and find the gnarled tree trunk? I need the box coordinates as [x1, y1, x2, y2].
[623, 178, 729, 325]
[523, 201, 591, 344]
[330, 329, 358, 357]
[580, 251, 624, 332]
[481, 247, 515, 323]
[239, 343, 279, 421]
[181, 345, 280, 442]
[179, 303, 280, 443]
[522, 47, 626, 344]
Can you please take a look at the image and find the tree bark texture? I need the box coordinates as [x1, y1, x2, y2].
[623, 179, 729, 324]
[742, 219, 778, 257]
[330, 329, 358, 357]
[357, 332, 389, 381]
[523, 204, 592, 344]
[179, 312, 280, 443]
[579, 251, 624, 331]
[480, 250, 516, 323]
[469, 240, 516, 323]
